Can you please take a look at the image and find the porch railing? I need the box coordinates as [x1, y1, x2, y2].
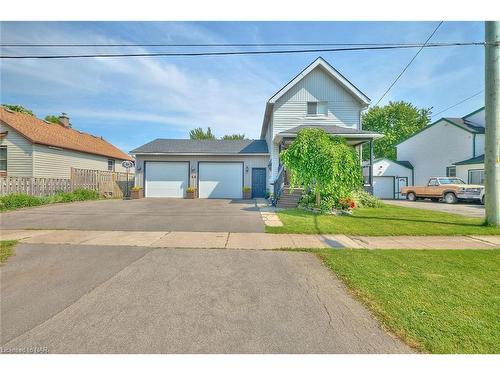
[272, 165, 285, 206]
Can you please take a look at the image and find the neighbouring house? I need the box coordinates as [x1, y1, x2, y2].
[131, 57, 381, 202]
[396, 107, 485, 186]
[363, 158, 413, 199]
[0, 107, 134, 179]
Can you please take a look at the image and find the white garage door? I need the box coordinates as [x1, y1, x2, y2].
[199, 162, 243, 199]
[373, 177, 395, 199]
[145, 162, 189, 198]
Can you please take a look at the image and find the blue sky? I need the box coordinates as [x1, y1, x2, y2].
[0, 21, 485, 153]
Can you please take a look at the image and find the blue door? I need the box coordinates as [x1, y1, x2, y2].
[251, 168, 266, 198]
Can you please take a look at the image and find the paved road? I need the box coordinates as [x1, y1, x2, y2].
[0, 198, 265, 233]
[1, 244, 409, 353]
[383, 199, 485, 218]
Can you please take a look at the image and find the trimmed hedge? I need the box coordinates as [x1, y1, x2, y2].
[0, 188, 100, 211]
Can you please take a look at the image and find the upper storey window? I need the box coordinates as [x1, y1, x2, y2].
[307, 101, 328, 116]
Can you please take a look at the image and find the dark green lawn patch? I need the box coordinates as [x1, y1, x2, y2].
[0, 240, 17, 263]
[0, 188, 100, 212]
[268, 204, 500, 236]
[315, 248, 500, 353]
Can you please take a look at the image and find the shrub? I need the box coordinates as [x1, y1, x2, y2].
[243, 186, 251, 193]
[338, 197, 356, 211]
[0, 193, 44, 209]
[186, 186, 195, 193]
[352, 190, 382, 208]
[131, 186, 142, 192]
[70, 188, 100, 201]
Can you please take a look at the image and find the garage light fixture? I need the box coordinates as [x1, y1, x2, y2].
[245, 166, 249, 173]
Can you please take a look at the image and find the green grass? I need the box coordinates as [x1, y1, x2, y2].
[315, 248, 500, 353]
[0, 188, 100, 212]
[0, 240, 17, 263]
[268, 204, 500, 236]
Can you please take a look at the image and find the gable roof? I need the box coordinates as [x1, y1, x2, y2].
[397, 114, 485, 148]
[453, 154, 484, 166]
[131, 139, 269, 155]
[0, 107, 132, 161]
[260, 57, 371, 138]
[373, 157, 414, 170]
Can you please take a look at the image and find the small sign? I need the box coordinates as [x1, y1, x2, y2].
[122, 160, 134, 169]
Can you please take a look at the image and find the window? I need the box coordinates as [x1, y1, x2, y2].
[468, 169, 485, 185]
[307, 101, 328, 116]
[446, 166, 456, 177]
[438, 177, 465, 185]
[0, 146, 6, 172]
[107, 159, 115, 172]
[428, 178, 438, 186]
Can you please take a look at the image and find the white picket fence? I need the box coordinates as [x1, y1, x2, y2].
[0, 168, 134, 198]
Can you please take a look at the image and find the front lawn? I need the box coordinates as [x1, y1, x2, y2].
[317, 249, 500, 353]
[268, 204, 500, 236]
[0, 240, 17, 263]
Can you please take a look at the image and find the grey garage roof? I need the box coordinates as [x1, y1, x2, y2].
[278, 124, 381, 137]
[131, 139, 269, 154]
[453, 154, 484, 166]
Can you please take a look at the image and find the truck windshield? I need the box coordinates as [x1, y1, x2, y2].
[438, 178, 465, 185]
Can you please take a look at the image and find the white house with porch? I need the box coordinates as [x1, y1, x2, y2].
[132, 57, 381, 204]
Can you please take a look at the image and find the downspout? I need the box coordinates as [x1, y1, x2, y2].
[473, 133, 476, 157]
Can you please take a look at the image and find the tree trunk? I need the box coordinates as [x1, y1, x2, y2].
[315, 190, 320, 208]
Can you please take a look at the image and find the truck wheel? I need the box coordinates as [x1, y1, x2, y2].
[407, 192, 417, 201]
[444, 192, 458, 204]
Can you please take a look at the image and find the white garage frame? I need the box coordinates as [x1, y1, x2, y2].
[143, 161, 190, 198]
[197, 161, 244, 199]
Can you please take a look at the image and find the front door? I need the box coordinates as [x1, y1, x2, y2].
[251, 168, 266, 198]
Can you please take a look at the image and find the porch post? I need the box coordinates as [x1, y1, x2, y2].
[369, 140, 374, 188]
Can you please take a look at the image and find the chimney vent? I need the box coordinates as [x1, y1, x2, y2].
[58, 113, 70, 128]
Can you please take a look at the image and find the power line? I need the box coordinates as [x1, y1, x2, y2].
[0, 41, 484, 59]
[0, 41, 482, 47]
[374, 21, 444, 106]
[431, 90, 484, 118]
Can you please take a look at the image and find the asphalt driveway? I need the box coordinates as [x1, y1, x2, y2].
[0, 198, 265, 233]
[1, 243, 409, 353]
[383, 199, 485, 218]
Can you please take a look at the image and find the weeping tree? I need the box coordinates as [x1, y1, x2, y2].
[280, 128, 363, 208]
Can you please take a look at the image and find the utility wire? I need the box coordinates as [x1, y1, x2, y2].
[0, 41, 483, 59]
[0, 41, 482, 47]
[431, 90, 484, 118]
[374, 21, 444, 106]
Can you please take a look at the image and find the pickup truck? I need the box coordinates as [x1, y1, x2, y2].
[400, 177, 485, 204]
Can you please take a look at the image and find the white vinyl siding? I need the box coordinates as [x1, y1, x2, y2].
[33, 144, 129, 179]
[397, 121, 475, 185]
[0, 122, 33, 177]
[134, 154, 268, 192]
[269, 66, 364, 181]
[455, 162, 484, 183]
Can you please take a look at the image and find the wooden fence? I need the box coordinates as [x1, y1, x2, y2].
[0, 168, 134, 198]
[70, 168, 134, 199]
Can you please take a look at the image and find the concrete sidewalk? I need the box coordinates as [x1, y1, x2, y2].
[1, 229, 499, 249]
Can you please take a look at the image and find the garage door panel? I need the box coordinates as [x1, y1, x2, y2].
[145, 162, 189, 198]
[199, 163, 243, 199]
[373, 177, 395, 199]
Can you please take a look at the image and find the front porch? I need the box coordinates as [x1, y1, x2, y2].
[271, 125, 382, 207]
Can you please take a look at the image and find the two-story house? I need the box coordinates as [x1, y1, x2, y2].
[131, 57, 381, 202]
[396, 107, 485, 186]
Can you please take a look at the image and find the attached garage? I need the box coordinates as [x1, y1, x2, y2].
[144, 161, 189, 198]
[198, 162, 243, 199]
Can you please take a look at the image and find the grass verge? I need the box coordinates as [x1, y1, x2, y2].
[0, 188, 100, 212]
[267, 204, 500, 236]
[0, 240, 17, 263]
[313, 248, 500, 353]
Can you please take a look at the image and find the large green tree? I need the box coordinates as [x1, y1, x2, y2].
[362, 101, 431, 160]
[280, 128, 363, 208]
[189, 127, 216, 140]
[2, 104, 34, 116]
